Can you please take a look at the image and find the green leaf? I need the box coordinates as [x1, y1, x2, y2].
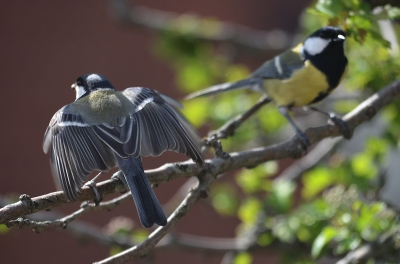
[257, 233, 274, 246]
[311, 226, 338, 259]
[272, 219, 296, 243]
[266, 180, 295, 213]
[302, 167, 334, 200]
[315, 0, 344, 17]
[0, 224, 8, 234]
[233, 252, 252, 264]
[182, 98, 210, 127]
[365, 138, 389, 158]
[225, 64, 251, 82]
[238, 198, 261, 224]
[131, 229, 150, 244]
[236, 162, 277, 193]
[176, 62, 213, 92]
[211, 184, 239, 215]
[350, 153, 377, 179]
[257, 105, 287, 132]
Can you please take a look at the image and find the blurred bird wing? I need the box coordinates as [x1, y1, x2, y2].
[43, 106, 117, 201]
[251, 49, 305, 80]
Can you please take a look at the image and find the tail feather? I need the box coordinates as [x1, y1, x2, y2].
[116, 156, 167, 228]
[185, 78, 258, 99]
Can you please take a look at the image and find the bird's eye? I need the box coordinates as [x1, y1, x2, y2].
[76, 78, 83, 86]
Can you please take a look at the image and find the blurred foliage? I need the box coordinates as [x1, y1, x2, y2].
[151, 0, 400, 262]
[0, 224, 8, 234]
[104, 216, 150, 256]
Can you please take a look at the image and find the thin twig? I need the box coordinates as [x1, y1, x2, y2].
[6, 192, 131, 232]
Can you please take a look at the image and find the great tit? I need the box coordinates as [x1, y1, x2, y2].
[43, 73, 204, 228]
[187, 27, 350, 148]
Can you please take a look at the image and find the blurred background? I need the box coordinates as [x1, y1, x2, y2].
[1, 1, 400, 264]
[0, 1, 310, 263]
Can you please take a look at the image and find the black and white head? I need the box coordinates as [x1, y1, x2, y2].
[302, 27, 346, 57]
[71, 73, 116, 100]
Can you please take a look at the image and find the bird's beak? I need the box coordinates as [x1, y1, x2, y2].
[71, 83, 77, 90]
[334, 34, 346, 42]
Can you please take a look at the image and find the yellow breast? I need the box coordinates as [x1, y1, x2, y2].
[264, 60, 330, 107]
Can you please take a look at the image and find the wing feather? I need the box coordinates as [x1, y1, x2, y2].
[44, 87, 203, 201]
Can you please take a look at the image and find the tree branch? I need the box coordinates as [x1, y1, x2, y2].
[108, 0, 292, 53]
[94, 171, 214, 264]
[1, 79, 399, 226]
[6, 192, 131, 233]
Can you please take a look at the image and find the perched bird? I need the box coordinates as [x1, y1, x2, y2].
[43, 73, 204, 228]
[187, 27, 350, 148]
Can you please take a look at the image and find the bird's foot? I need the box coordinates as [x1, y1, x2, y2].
[328, 114, 352, 139]
[296, 131, 310, 154]
[83, 180, 102, 206]
[111, 172, 129, 193]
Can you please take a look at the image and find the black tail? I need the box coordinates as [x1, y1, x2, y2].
[116, 156, 167, 228]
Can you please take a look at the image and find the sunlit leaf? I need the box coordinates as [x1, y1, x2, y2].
[176, 62, 213, 92]
[311, 226, 337, 259]
[236, 162, 277, 193]
[211, 184, 239, 215]
[350, 153, 377, 179]
[266, 180, 295, 213]
[302, 167, 335, 200]
[233, 252, 252, 264]
[238, 198, 262, 224]
[182, 98, 211, 127]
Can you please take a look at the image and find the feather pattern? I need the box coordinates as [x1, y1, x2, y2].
[44, 83, 203, 227]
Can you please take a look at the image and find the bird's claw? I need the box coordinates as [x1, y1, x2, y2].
[329, 114, 352, 139]
[111, 172, 129, 193]
[296, 131, 310, 154]
[83, 180, 102, 205]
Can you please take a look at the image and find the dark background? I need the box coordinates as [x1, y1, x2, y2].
[0, 1, 309, 263]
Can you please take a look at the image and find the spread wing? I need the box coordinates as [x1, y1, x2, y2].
[43, 87, 203, 201]
[91, 87, 204, 163]
[43, 106, 117, 201]
[251, 49, 305, 80]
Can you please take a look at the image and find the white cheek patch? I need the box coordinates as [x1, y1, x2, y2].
[303, 37, 330, 56]
[75, 86, 87, 100]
